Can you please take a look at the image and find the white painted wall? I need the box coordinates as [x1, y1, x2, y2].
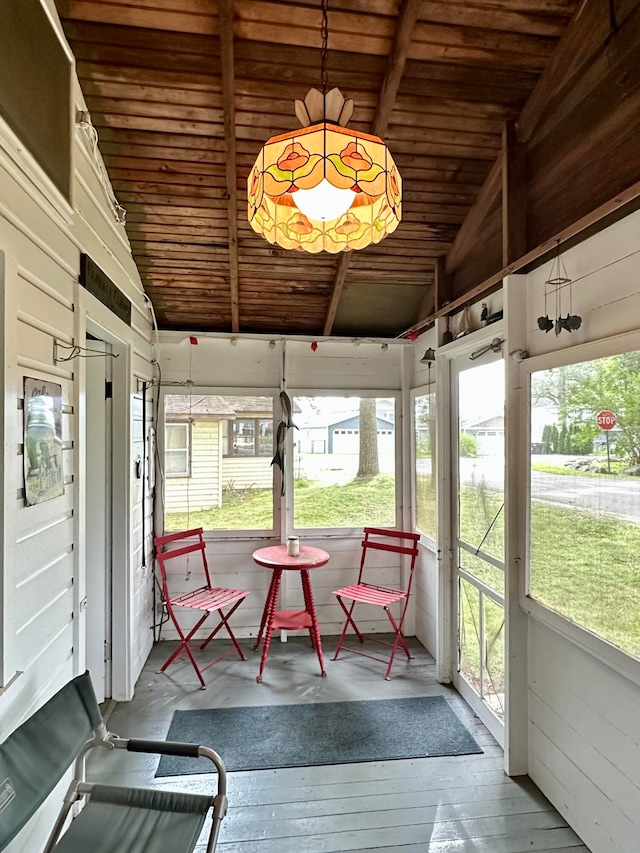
[156, 334, 413, 646]
[0, 5, 154, 848]
[520, 210, 640, 852]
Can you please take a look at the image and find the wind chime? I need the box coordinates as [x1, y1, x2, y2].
[537, 241, 582, 335]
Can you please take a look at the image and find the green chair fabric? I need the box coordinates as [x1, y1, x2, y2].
[53, 786, 213, 853]
[0, 672, 100, 850]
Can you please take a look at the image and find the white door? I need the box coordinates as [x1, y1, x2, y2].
[85, 337, 113, 702]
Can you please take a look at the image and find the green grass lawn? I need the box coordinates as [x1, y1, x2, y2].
[165, 474, 396, 531]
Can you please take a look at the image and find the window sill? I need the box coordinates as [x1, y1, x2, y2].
[523, 595, 640, 690]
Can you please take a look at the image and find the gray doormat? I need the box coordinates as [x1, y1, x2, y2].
[156, 695, 482, 776]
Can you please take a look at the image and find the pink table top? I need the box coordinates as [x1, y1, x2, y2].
[252, 544, 330, 570]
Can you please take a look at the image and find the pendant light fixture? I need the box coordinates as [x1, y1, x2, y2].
[247, 0, 401, 254]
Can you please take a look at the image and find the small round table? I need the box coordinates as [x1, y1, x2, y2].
[252, 545, 330, 682]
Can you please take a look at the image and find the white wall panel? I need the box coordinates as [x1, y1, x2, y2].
[522, 210, 640, 852]
[528, 621, 640, 852]
[525, 207, 640, 358]
[414, 545, 438, 658]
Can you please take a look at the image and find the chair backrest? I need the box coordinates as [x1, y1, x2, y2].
[0, 671, 102, 851]
[359, 527, 420, 592]
[154, 528, 212, 593]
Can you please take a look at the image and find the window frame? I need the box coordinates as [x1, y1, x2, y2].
[222, 416, 274, 458]
[288, 389, 402, 536]
[411, 383, 437, 544]
[521, 328, 640, 689]
[164, 421, 191, 477]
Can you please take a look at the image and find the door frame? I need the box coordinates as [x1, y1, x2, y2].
[84, 335, 113, 702]
[436, 323, 506, 746]
[74, 286, 133, 701]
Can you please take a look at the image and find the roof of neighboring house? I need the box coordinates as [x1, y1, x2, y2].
[462, 414, 505, 431]
[328, 415, 395, 430]
[165, 394, 278, 420]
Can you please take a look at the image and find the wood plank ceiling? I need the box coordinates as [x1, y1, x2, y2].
[55, 0, 581, 337]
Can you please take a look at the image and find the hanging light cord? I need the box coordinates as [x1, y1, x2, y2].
[321, 0, 329, 93]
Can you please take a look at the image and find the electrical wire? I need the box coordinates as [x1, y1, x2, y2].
[77, 114, 127, 225]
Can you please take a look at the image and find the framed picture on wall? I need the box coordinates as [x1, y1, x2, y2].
[23, 377, 64, 505]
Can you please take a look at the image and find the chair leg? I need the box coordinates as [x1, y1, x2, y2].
[385, 608, 412, 659]
[160, 613, 211, 689]
[332, 597, 363, 661]
[199, 598, 248, 660]
[383, 606, 413, 680]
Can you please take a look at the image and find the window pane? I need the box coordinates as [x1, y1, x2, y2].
[459, 578, 481, 694]
[483, 596, 505, 720]
[233, 419, 255, 455]
[164, 394, 273, 532]
[415, 392, 436, 538]
[458, 360, 505, 560]
[529, 354, 640, 659]
[166, 450, 187, 475]
[293, 396, 396, 529]
[165, 424, 189, 476]
[166, 423, 187, 450]
[258, 419, 273, 456]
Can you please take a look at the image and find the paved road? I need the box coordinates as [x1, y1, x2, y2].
[418, 456, 640, 521]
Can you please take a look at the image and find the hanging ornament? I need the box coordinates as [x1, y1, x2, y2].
[538, 241, 582, 334]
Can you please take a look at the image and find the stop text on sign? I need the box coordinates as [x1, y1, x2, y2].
[596, 410, 617, 430]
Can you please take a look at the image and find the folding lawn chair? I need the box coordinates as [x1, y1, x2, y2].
[0, 671, 227, 853]
[332, 527, 420, 679]
[155, 528, 250, 689]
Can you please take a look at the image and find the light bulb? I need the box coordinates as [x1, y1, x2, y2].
[293, 179, 356, 222]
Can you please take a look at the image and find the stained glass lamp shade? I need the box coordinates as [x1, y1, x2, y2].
[247, 90, 402, 254]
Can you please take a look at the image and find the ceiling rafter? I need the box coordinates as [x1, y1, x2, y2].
[218, 0, 240, 333]
[322, 0, 421, 337]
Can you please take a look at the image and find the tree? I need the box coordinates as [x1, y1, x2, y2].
[563, 352, 640, 464]
[533, 353, 640, 464]
[357, 398, 379, 478]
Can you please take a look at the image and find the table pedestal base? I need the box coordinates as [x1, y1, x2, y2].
[253, 567, 327, 682]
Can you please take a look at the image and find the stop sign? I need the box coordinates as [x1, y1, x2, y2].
[596, 410, 617, 430]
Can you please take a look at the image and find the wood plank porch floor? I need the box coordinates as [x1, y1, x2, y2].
[91, 637, 590, 852]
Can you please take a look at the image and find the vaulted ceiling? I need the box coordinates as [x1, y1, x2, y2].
[54, 0, 640, 338]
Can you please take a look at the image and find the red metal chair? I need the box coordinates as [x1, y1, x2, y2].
[332, 527, 420, 680]
[154, 527, 250, 689]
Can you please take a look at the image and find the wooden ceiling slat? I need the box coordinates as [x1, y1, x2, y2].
[417, 1, 571, 37]
[111, 171, 227, 189]
[58, 0, 218, 35]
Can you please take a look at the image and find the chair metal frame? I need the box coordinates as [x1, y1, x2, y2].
[155, 527, 250, 689]
[0, 672, 228, 853]
[332, 527, 420, 679]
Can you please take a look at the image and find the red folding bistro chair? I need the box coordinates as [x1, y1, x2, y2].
[154, 527, 250, 689]
[332, 527, 420, 680]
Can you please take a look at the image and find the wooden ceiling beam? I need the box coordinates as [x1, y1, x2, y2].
[444, 153, 503, 277]
[501, 120, 527, 266]
[323, 0, 421, 336]
[218, 0, 240, 333]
